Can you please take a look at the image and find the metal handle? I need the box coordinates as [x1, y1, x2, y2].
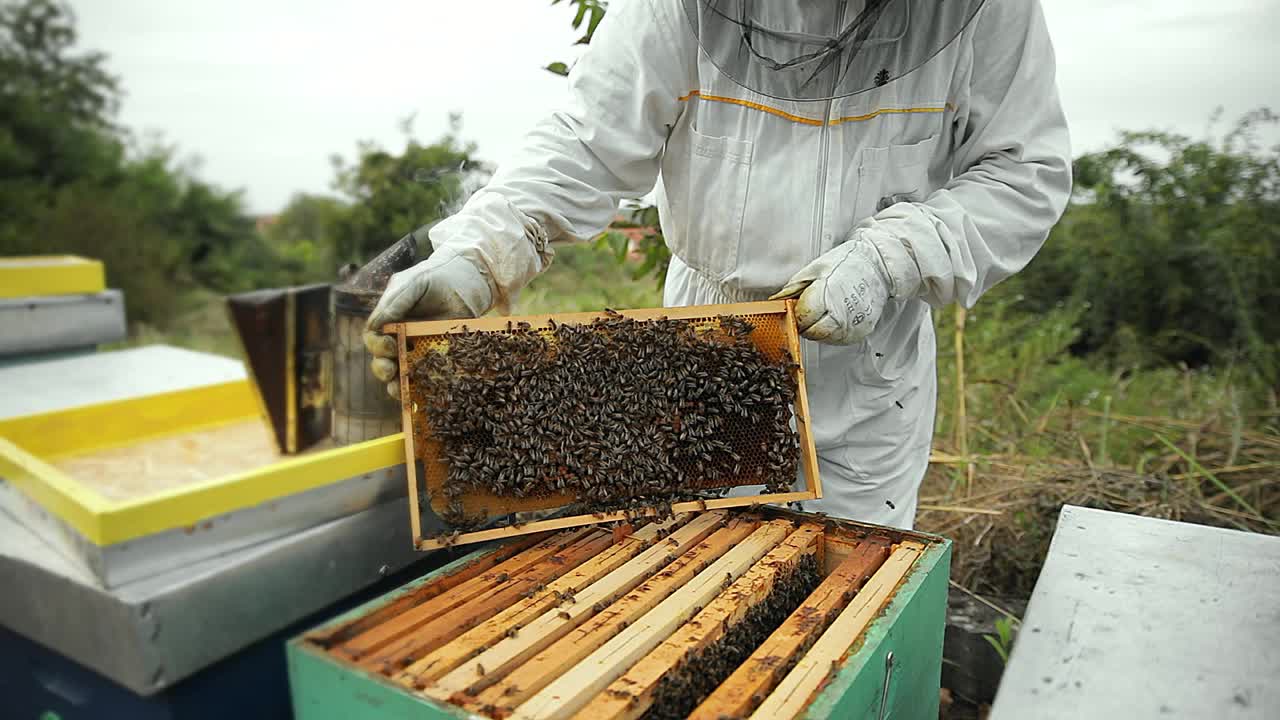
[878, 650, 896, 720]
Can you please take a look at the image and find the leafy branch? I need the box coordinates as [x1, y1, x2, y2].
[544, 0, 608, 76]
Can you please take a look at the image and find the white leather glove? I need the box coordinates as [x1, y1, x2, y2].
[771, 229, 922, 345]
[363, 246, 493, 399]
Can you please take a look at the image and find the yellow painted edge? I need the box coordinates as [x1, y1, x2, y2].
[0, 380, 261, 460]
[678, 90, 952, 127]
[96, 433, 406, 544]
[0, 255, 106, 298]
[0, 436, 108, 542]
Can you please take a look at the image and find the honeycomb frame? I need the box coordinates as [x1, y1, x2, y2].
[386, 300, 822, 550]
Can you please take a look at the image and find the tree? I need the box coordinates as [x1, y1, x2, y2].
[1013, 109, 1280, 384]
[0, 0, 279, 323]
[262, 192, 347, 280]
[0, 0, 122, 242]
[327, 116, 488, 266]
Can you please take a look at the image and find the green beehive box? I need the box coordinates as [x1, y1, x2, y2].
[287, 508, 950, 720]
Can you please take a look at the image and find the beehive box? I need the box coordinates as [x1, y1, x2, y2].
[0, 346, 404, 587]
[386, 300, 822, 550]
[289, 507, 951, 720]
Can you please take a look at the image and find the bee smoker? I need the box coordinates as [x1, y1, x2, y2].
[331, 226, 433, 446]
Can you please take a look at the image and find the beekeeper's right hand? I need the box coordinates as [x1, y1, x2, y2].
[363, 247, 493, 399]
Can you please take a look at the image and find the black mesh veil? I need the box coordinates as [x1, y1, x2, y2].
[681, 0, 987, 102]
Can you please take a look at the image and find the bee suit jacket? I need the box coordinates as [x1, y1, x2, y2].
[427, 0, 1072, 528]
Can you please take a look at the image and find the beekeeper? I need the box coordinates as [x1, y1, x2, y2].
[365, 0, 1071, 529]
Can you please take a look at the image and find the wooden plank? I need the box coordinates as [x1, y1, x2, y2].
[821, 533, 857, 574]
[423, 511, 736, 703]
[335, 528, 595, 662]
[415, 493, 814, 551]
[577, 524, 824, 720]
[821, 528, 898, 573]
[397, 329, 423, 542]
[394, 515, 690, 687]
[462, 515, 763, 715]
[512, 519, 797, 720]
[362, 531, 614, 674]
[747, 541, 925, 720]
[311, 532, 549, 647]
[784, 299, 822, 499]
[688, 538, 892, 720]
[388, 301, 791, 337]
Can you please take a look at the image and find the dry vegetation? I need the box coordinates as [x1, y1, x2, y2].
[923, 299, 1279, 598]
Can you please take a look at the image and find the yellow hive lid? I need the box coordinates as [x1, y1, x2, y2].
[0, 255, 106, 299]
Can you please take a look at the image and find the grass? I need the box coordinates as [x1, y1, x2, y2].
[924, 290, 1279, 598]
[104, 287, 243, 358]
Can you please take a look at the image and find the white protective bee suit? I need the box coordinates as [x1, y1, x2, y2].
[370, 0, 1072, 528]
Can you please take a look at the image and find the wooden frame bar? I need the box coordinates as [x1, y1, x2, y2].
[746, 541, 925, 720]
[463, 515, 763, 715]
[309, 532, 549, 648]
[397, 328, 421, 542]
[512, 519, 797, 720]
[361, 530, 615, 674]
[393, 301, 793, 336]
[687, 538, 891, 720]
[335, 529, 595, 663]
[388, 300, 823, 551]
[414, 495, 811, 551]
[395, 515, 690, 687]
[577, 524, 824, 720]
[422, 511, 734, 702]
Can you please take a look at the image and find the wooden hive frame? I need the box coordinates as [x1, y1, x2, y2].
[299, 508, 943, 720]
[385, 300, 822, 550]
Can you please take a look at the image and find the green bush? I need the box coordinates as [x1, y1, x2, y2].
[1012, 110, 1280, 385]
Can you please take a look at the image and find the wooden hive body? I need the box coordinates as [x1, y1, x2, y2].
[289, 508, 951, 720]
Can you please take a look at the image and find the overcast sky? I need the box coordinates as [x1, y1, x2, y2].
[70, 0, 1280, 214]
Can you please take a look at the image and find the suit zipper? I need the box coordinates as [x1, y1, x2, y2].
[811, 99, 833, 259]
[810, 0, 846, 259]
[806, 0, 845, 383]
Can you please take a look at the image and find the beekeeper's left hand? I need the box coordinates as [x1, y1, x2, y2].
[771, 228, 923, 345]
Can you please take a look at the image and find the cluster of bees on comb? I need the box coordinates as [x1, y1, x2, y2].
[410, 311, 801, 524]
[644, 553, 822, 719]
